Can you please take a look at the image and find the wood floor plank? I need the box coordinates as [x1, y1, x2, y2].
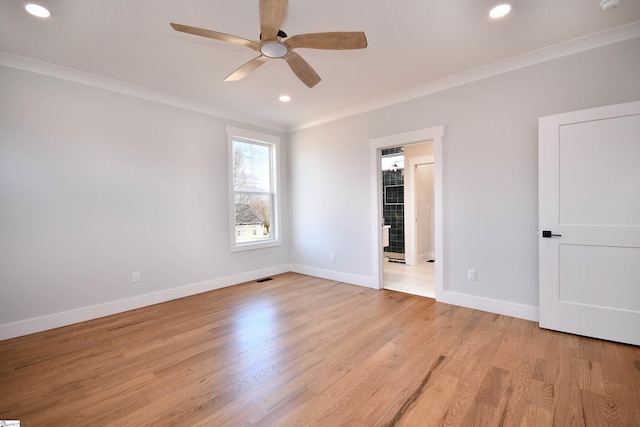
[1, 272, 638, 426]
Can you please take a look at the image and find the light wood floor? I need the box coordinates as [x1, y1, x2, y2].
[1, 273, 639, 426]
[384, 259, 435, 298]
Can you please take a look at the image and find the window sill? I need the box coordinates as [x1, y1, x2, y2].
[230, 239, 282, 253]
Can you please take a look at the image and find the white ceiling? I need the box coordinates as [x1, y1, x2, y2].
[2, 0, 640, 131]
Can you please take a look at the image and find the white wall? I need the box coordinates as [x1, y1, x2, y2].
[404, 142, 434, 263]
[416, 163, 434, 262]
[403, 143, 433, 158]
[288, 37, 640, 319]
[0, 66, 289, 338]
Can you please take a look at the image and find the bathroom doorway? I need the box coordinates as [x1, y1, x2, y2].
[381, 146, 406, 262]
[369, 125, 444, 300]
[381, 143, 435, 298]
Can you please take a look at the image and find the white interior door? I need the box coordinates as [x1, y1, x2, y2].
[538, 101, 640, 346]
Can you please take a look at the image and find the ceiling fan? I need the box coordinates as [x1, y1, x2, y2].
[170, 0, 367, 88]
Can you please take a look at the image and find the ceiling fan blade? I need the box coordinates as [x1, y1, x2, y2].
[284, 52, 321, 88]
[284, 32, 367, 50]
[170, 23, 259, 52]
[224, 56, 270, 81]
[260, 0, 288, 41]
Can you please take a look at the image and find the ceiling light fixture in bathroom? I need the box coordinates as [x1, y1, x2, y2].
[381, 154, 404, 171]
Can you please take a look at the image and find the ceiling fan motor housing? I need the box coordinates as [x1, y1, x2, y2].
[260, 30, 288, 40]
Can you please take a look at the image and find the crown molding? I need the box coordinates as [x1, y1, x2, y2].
[292, 21, 640, 132]
[2, 21, 638, 134]
[0, 51, 287, 133]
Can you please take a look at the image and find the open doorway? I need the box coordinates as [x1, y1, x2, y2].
[380, 143, 435, 298]
[380, 146, 406, 262]
[369, 126, 444, 300]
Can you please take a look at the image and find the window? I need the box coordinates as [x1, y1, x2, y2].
[227, 126, 281, 251]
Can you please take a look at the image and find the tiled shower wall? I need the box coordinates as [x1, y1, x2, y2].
[382, 147, 404, 255]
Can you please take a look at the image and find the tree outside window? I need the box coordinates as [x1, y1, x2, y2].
[227, 127, 280, 251]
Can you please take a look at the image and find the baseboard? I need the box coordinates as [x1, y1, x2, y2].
[1, 266, 538, 341]
[289, 264, 377, 289]
[0, 264, 291, 341]
[439, 291, 539, 322]
[288, 267, 537, 322]
[418, 251, 434, 263]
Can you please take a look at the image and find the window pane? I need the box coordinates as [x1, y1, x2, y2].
[227, 126, 280, 252]
[234, 194, 271, 243]
[233, 140, 270, 193]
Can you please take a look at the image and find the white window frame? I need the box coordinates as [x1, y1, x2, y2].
[227, 126, 281, 252]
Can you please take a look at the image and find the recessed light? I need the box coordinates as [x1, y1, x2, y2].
[25, 3, 51, 18]
[489, 4, 511, 19]
[279, 95, 291, 103]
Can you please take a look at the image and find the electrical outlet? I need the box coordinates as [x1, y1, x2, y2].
[132, 271, 141, 283]
[467, 269, 477, 281]
[330, 254, 336, 263]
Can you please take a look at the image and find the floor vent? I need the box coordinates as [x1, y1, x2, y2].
[388, 259, 406, 264]
[427, 259, 435, 263]
[256, 277, 273, 283]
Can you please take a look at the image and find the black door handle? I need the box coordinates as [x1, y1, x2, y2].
[542, 230, 562, 238]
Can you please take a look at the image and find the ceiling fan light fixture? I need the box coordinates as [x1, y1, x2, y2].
[260, 42, 288, 58]
[489, 4, 511, 19]
[25, 3, 51, 18]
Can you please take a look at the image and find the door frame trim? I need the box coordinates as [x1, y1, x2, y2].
[369, 126, 444, 298]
